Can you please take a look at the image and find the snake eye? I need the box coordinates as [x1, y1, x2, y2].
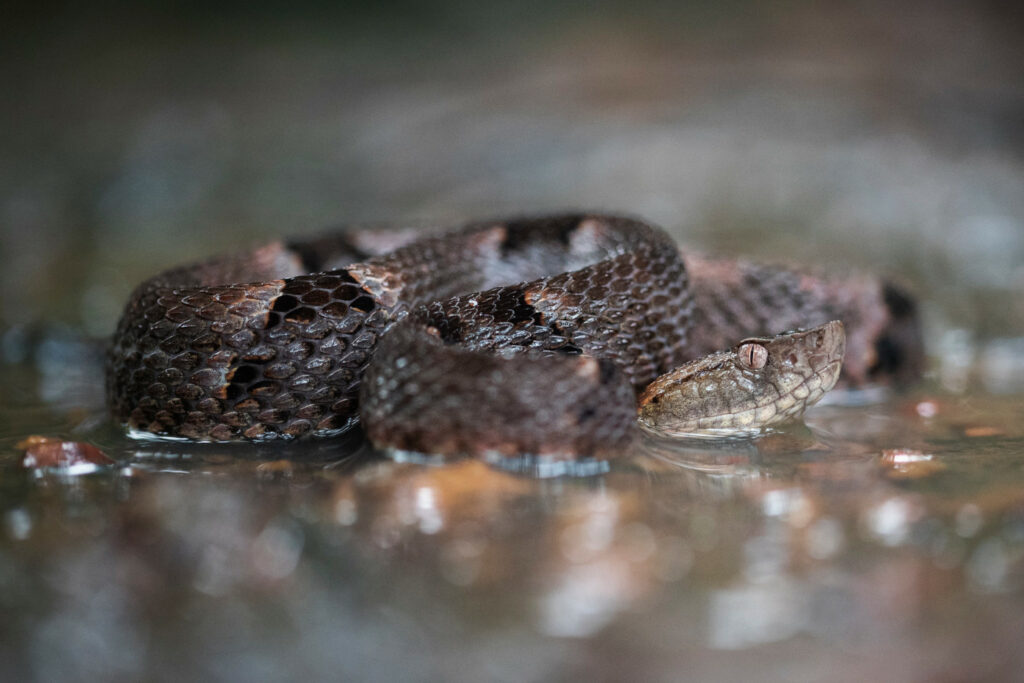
[737, 342, 768, 369]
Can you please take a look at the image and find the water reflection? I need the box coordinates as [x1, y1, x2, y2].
[2, 381, 1024, 679]
[4, 227, 1024, 679]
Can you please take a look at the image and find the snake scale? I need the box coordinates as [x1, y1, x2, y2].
[107, 213, 922, 461]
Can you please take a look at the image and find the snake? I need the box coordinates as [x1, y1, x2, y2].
[107, 213, 922, 461]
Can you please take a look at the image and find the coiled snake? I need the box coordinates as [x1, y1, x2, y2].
[107, 214, 922, 461]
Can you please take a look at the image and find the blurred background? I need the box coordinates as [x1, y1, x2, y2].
[3, 4, 1024, 682]
[2, 1, 1022, 353]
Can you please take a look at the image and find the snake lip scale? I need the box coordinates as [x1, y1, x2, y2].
[107, 213, 922, 461]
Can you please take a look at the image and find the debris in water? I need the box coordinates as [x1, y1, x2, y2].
[879, 449, 945, 479]
[963, 426, 1005, 438]
[17, 436, 114, 473]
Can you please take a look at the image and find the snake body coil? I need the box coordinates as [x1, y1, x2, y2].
[108, 213, 922, 459]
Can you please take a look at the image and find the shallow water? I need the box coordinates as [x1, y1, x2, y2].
[2, 348, 1024, 681]
[4, 2, 1024, 681]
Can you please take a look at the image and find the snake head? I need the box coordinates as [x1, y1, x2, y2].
[637, 320, 846, 436]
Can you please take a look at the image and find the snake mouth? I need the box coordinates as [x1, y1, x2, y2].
[803, 357, 845, 405]
[820, 358, 845, 385]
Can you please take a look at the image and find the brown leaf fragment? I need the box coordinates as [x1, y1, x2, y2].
[17, 436, 114, 470]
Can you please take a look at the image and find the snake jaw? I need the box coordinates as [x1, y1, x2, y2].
[637, 321, 846, 436]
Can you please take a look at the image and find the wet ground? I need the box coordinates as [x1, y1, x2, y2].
[3, 360, 1024, 682]
[3, 2, 1024, 681]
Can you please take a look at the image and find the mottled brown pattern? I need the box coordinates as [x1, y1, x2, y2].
[107, 213, 922, 456]
[361, 323, 637, 460]
[684, 254, 922, 386]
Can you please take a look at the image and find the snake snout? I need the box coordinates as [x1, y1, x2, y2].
[807, 320, 846, 372]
